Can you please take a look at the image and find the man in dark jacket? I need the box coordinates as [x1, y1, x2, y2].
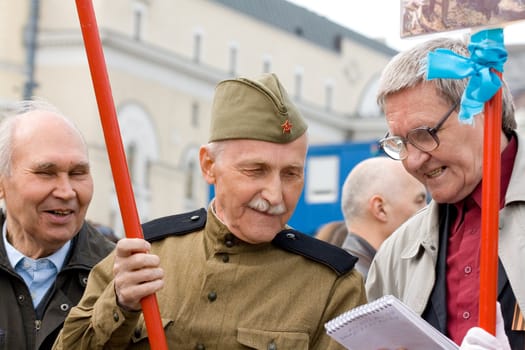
[0, 100, 115, 349]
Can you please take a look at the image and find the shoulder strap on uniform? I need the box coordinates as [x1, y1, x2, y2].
[272, 229, 358, 276]
[142, 208, 207, 242]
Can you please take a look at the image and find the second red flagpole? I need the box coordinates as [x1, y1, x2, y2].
[478, 71, 503, 335]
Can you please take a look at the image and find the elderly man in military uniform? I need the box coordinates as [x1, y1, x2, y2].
[53, 73, 366, 349]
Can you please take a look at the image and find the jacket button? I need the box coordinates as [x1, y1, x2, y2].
[17, 295, 25, 304]
[195, 343, 205, 350]
[207, 291, 217, 302]
[81, 276, 88, 286]
[60, 303, 70, 311]
[268, 340, 277, 350]
[134, 328, 142, 338]
[285, 232, 296, 240]
[113, 312, 120, 322]
[190, 215, 200, 221]
[221, 254, 229, 263]
[224, 234, 235, 247]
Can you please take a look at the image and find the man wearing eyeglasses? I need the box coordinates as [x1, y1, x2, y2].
[366, 37, 524, 349]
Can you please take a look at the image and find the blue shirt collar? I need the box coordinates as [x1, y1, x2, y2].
[2, 220, 71, 271]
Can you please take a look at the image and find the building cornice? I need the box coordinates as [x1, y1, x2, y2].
[37, 28, 385, 136]
[298, 101, 385, 133]
[38, 28, 227, 85]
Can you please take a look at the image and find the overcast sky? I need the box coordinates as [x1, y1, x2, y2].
[287, 0, 525, 51]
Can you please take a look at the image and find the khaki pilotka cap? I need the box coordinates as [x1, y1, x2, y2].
[208, 73, 308, 143]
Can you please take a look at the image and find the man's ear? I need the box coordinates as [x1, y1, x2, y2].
[199, 146, 215, 184]
[369, 195, 388, 223]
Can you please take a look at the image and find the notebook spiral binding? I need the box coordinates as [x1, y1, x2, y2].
[326, 295, 394, 333]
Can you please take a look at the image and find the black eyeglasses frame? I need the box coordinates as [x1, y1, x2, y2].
[379, 100, 460, 160]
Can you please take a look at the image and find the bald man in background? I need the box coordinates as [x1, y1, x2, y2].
[340, 156, 428, 279]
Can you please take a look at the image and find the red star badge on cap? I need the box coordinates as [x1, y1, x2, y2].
[281, 119, 293, 134]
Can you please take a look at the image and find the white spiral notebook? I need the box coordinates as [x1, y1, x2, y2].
[325, 294, 459, 350]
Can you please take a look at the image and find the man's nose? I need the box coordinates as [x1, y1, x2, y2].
[53, 174, 76, 199]
[405, 143, 431, 169]
[261, 175, 284, 205]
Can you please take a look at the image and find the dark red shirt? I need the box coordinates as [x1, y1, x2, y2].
[446, 135, 517, 344]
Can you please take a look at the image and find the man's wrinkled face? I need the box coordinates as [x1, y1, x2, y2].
[0, 112, 93, 257]
[384, 83, 484, 204]
[200, 135, 307, 243]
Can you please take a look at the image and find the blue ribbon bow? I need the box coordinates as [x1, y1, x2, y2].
[426, 28, 507, 124]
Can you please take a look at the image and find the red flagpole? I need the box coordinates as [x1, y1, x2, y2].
[74, 1, 168, 348]
[478, 71, 503, 335]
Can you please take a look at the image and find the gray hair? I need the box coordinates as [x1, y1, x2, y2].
[0, 99, 86, 176]
[376, 36, 516, 134]
[204, 141, 227, 162]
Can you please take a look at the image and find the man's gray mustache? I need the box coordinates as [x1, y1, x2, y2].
[248, 197, 286, 215]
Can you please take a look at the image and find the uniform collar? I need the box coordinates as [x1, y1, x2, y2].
[203, 202, 271, 259]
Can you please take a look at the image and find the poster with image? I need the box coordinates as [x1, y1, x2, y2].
[401, 0, 525, 37]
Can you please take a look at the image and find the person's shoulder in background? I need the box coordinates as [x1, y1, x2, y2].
[314, 221, 347, 247]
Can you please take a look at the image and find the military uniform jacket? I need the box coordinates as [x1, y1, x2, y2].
[54, 207, 366, 350]
[0, 213, 115, 350]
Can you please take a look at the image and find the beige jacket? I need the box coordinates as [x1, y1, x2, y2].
[366, 134, 525, 317]
[54, 209, 366, 350]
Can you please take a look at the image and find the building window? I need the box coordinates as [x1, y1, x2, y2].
[357, 76, 382, 118]
[191, 101, 199, 128]
[182, 148, 200, 210]
[294, 67, 304, 101]
[133, 8, 142, 40]
[114, 103, 159, 236]
[185, 159, 195, 200]
[229, 42, 238, 76]
[132, 1, 148, 41]
[193, 31, 202, 63]
[325, 80, 334, 112]
[306, 156, 339, 204]
[126, 142, 137, 181]
[262, 55, 272, 73]
[333, 34, 342, 52]
[145, 159, 151, 188]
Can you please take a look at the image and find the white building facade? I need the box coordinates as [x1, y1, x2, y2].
[6, 1, 523, 236]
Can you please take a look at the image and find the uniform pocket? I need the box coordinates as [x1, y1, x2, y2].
[237, 327, 309, 350]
